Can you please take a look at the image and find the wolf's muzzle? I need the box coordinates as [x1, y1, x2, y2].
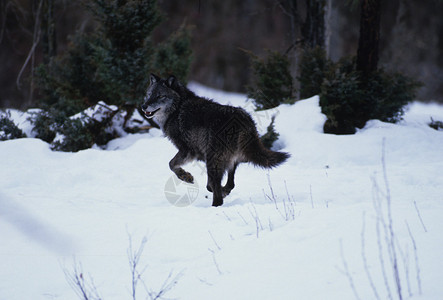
[143, 107, 161, 118]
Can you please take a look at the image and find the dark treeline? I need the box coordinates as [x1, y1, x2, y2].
[1, 0, 442, 109]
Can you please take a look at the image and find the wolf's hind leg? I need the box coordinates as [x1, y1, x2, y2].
[222, 163, 238, 197]
[206, 163, 224, 207]
[169, 151, 194, 184]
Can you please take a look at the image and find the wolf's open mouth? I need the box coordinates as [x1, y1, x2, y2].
[144, 108, 161, 118]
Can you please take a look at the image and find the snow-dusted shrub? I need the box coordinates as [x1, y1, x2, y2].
[296, 48, 421, 134]
[320, 57, 421, 134]
[429, 117, 443, 131]
[31, 102, 122, 152]
[246, 50, 295, 110]
[320, 58, 366, 134]
[298, 46, 332, 99]
[260, 116, 280, 149]
[245, 50, 294, 148]
[51, 118, 96, 152]
[0, 112, 26, 141]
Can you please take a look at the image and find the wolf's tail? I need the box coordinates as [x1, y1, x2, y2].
[245, 138, 290, 169]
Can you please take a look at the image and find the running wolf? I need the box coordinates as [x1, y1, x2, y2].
[141, 74, 290, 206]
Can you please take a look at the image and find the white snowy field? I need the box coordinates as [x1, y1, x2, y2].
[1, 84, 443, 300]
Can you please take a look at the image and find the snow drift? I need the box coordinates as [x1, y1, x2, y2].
[1, 84, 443, 299]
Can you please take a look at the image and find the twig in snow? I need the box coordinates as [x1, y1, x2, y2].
[237, 211, 248, 225]
[263, 174, 285, 220]
[127, 234, 148, 300]
[208, 230, 222, 250]
[126, 233, 182, 300]
[64, 232, 181, 300]
[145, 270, 182, 300]
[266, 172, 277, 202]
[208, 248, 223, 275]
[393, 235, 412, 297]
[413, 200, 428, 233]
[405, 221, 422, 295]
[222, 211, 232, 222]
[361, 211, 380, 300]
[372, 176, 393, 300]
[339, 239, 361, 300]
[284, 180, 296, 220]
[248, 203, 263, 238]
[63, 259, 102, 300]
[197, 277, 213, 286]
[310, 184, 314, 208]
[381, 138, 403, 300]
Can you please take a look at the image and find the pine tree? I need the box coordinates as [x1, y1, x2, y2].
[33, 0, 192, 151]
[246, 50, 294, 110]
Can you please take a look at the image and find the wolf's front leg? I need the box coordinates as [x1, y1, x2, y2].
[169, 151, 194, 184]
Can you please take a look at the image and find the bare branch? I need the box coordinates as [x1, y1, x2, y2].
[309, 184, 314, 208]
[248, 202, 263, 238]
[413, 200, 428, 233]
[339, 239, 361, 300]
[405, 221, 422, 295]
[208, 248, 223, 276]
[381, 138, 403, 300]
[127, 232, 182, 300]
[16, 0, 43, 90]
[63, 259, 102, 300]
[361, 211, 381, 300]
[372, 175, 393, 300]
[208, 230, 222, 251]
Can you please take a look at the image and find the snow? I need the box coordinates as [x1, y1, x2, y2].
[1, 85, 443, 300]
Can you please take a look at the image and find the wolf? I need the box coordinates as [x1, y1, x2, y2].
[141, 74, 290, 206]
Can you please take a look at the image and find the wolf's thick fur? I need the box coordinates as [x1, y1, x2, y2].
[142, 74, 290, 206]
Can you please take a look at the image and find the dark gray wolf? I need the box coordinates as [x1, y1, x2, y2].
[141, 74, 290, 206]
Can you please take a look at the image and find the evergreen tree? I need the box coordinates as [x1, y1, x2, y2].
[246, 50, 294, 110]
[298, 46, 330, 99]
[33, 0, 192, 151]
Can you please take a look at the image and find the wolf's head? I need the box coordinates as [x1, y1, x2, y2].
[141, 74, 184, 127]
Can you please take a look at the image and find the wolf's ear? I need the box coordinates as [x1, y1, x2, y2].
[166, 75, 177, 88]
[150, 73, 160, 85]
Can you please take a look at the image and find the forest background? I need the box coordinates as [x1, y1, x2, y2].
[1, 0, 442, 109]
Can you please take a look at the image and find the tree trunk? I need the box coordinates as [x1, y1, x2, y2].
[356, 0, 381, 75]
[298, 0, 326, 99]
[324, 0, 332, 56]
[41, 0, 56, 63]
[302, 0, 326, 49]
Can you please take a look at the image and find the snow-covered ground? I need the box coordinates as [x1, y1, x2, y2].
[1, 84, 443, 300]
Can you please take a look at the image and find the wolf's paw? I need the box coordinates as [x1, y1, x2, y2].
[180, 173, 194, 184]
[222, 187, 232, 197]
[176, 169, 194, 184]
[212, 198, 223, 207]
